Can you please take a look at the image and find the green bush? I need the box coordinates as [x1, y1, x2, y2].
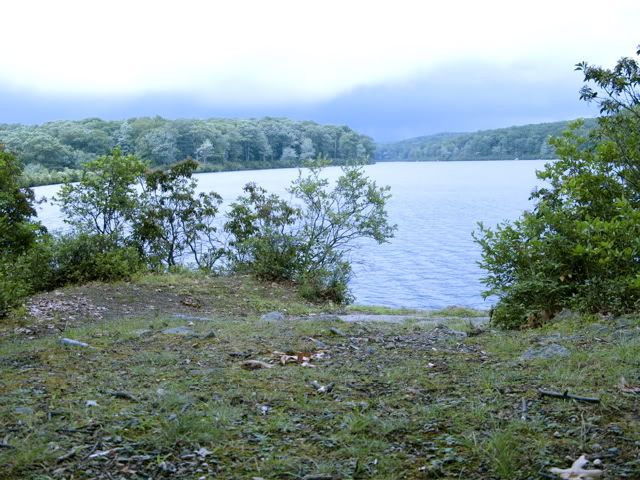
[225, 163, 395, 304]
[52, 233, 145, 285]
[225, 182, 302, 280]
[297, 262, 353, 305]
[475, 46, 640, 328]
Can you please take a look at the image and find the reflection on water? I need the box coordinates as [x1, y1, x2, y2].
[33, 160, 548, 309]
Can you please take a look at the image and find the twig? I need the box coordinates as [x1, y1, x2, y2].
[537, 389, 600, 404]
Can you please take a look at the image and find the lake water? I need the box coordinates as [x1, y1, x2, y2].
[32, 160, 548, 309]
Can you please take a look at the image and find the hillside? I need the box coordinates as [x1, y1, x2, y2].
[0, 117, 374, 185]
[375, 118, 598, 162]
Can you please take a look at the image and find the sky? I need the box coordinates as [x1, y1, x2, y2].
[1, 0, 639, 141]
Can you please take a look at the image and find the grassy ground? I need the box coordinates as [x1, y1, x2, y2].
[0, 273, 639, 479]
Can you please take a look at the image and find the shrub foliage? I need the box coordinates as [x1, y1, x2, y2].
[475, 45, 640, 328]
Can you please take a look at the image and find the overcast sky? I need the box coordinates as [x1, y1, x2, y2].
[1, 0, 638, 140]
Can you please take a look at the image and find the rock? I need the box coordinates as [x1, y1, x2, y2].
[132, 329, 153, 338]
[60, 338, 91, 348]
[521, 343, 570, 361]
[260, 311, 285, 321]
[161, 326, 195, 336]
[329, 327, 346, 336]
[14, 406, 34, 415]
[85, 400, 98, 407]
[433, 325, 467, 338]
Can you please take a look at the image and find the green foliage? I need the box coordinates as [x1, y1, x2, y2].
[376, 119, 597, 162]
[0, 117, 375, 184]
[134, 159, 223, 269]
[226, 163, 395, 303]
[57, 147, 147, 241]
[225, 182, 302, 280]
[0, 147, 42, 255]
[475, 46, 640, 328]
[51, 233, 144, 284]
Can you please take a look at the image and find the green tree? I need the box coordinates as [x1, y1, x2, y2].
[474, 45, 640, 328]
[226, 162, 395, 303]
[134, 159, 223, 269]
[0, 147, 42, 255]
[57, 148, 147, 241]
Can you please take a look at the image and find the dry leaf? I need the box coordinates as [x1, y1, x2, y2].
[310, 380, 334, 393]
[618, 376, 640, 394]
[241, 360, 274, 370]
[550, 455, 603, 479]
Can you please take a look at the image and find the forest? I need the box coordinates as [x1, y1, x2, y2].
[0, 117, 375, 185]
[376, 118, 598, 161]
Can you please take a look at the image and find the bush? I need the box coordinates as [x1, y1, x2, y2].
[52, 233, 145, 285]
[225, 163, 395, 303]
[475, 46, 640, 328]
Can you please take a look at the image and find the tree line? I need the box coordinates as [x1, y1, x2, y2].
[376, 119, 598, 162]
[0, 117, 375, 185]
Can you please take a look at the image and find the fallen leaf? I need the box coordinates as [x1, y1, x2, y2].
[310, 380, 334, 393]
[618, 376, 640, 394]
[550, 454, 603, 479]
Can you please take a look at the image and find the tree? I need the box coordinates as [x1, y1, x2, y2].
[299, 137, 316, 160]
[474, 45, 640, 328]
[0, 147, 42, 255]
[134, 159, 223, 269]
[57, 148, 147, 242]
[226, 162, 396, 303]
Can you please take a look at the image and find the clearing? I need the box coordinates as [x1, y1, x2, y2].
[0, 273, 639, 479]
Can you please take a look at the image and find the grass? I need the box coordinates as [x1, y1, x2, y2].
[0, 274, 639, 479]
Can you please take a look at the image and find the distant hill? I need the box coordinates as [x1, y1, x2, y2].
[0, 117, 375, 181]
[375, 118, 598, 162]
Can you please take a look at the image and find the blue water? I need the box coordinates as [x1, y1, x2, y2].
[32, 160, 548, 309]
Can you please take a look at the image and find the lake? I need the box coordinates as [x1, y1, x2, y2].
[32, 160, 548, 309]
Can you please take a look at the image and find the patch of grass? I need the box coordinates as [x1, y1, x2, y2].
[0, 273, 639, 479]
[428, 305, 489, 317]
[346, 304, 424, 315]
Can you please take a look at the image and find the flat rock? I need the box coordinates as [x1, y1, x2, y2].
[161, 326, 195, 336]
[521, 343, 570, 361]
[15, 406, 34, 415]
[260, 311, 285, 321]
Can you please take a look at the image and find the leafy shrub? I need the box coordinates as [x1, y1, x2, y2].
[52, 233, 145, 285]
[226, 163, 395, 303]
[475, 46, 640, 328]
[134, 159, 223, 270]
[225, 182, 302, 280]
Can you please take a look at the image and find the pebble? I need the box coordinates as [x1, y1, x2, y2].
[520, 343, 570, 361]
[161, 326, 195, 336]
[260, 311, 285, 321]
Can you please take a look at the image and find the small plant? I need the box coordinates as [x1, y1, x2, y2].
[225, 162, 396, 303]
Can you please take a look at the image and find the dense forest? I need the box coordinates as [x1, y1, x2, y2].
[0, 117, 375, 185]
[375, 118, 598, 161]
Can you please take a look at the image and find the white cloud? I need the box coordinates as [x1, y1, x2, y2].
[1, 0, 638, 103]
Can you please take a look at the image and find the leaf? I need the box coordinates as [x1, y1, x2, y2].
[618, 376, 640, 394]
[550, 455, 603, 479]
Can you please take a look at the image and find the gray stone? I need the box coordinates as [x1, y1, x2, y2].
[161, 326, 195, 336]
[15, 406, 34, 415]
[260, 311, 285, 321]
[521, 343, 570, 361]
[60, 337, 90, 348]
